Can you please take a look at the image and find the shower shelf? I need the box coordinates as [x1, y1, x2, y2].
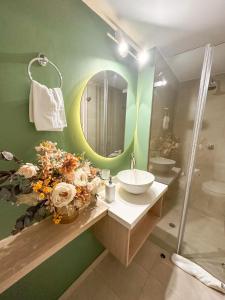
[0, 200, 108, 294]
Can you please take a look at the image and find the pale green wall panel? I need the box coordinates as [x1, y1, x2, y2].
[135, 53, 155, 170]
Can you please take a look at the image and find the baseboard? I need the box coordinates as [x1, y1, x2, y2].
[59, 249, 108, 300]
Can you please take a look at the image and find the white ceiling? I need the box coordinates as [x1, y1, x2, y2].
[166, 43, 225, 82]
[86, 0, 225, 55]
[84, 0, 225, 81]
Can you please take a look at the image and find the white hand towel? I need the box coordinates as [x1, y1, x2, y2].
[29, 80, 67, 131]
[171, 253, 225, 294]
[162, 115, 170, 130]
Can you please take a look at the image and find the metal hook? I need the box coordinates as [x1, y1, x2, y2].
[37, 53, 48, 66]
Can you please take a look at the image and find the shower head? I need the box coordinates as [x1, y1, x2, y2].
[208, 78, 217, 90]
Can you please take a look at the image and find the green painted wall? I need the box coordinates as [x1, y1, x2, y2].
[135, 53, 155, 170]
[0, 0, 155, 299]
[1, 230, 104, 300]
[0, 0, 137, 171]
[0, 0, 138, 299]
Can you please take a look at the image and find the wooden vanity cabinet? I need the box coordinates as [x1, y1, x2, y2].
[93, 197, 163, 266]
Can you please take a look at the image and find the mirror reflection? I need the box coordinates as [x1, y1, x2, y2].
[81, 70, 128, 157]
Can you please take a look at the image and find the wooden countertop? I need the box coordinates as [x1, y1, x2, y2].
[0, 200, 108, 294]
[0, 179, 168, 294]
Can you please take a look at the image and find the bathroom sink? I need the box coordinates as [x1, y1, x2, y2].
[117, 169, 155, 194]
[150, 157, 176, 173]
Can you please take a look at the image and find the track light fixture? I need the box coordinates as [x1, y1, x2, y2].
[118, 40, 129, 58]
[154, 79, 167, 87]
[137, 49, 150, 66]
[107, 31, 150, 66]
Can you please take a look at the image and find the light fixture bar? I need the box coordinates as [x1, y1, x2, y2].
[107, 32, 137, 60]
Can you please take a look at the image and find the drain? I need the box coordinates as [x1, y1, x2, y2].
[169, 222, 176, 228]
[222, 263, 225, 269]
[160, 253, 166, 259]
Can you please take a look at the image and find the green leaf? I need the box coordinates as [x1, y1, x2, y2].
[33, 211, 43, 222]
[24, 216, 31, 227]
[0, 188, 11, 201]
[19, 178, 32, 194]
[38, 206, 47, 217]
[15, 219, 24, 230]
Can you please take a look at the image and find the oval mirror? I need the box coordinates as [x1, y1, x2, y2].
[80, 70, 128, 157]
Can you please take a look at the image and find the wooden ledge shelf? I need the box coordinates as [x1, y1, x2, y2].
[0, 181, 168, 293]
[0, 200, 108, 294]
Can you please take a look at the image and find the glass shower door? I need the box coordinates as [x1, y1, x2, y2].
[149, 46, 209, 253]
[179, 44, 225, 283]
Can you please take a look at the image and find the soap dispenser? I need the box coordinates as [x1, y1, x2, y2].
[105, 176, 115, 203]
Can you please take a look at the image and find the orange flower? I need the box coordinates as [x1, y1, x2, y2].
[75, 186, 91, 203]
[90, 167, 99, 177]
[42, 186, 52, 194]
[32, 180, 43, 193]
[44, 178, 51, 186]
[60, 153, 79, 174]
[52, 179, 61, 187]
[35, 141, 57, 153]
[64, 172, 75, 183]
[52, 213, 62, 224]
[39, 193, 45, 200]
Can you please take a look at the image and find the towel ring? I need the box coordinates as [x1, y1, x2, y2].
[28, 54, 63, 88]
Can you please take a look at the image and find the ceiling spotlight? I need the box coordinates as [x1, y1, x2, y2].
[137, 50, 149, 66]
[118, 40, 129, 58]
[154, 79, 167, 88]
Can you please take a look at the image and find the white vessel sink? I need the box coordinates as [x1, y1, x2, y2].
[117, 169, 155, 194]
[150, 157, 176, 173]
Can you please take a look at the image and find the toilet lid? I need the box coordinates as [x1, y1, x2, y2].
[202, 180, 225, 197]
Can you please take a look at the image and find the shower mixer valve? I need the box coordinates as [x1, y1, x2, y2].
[207, 144, 215, 150]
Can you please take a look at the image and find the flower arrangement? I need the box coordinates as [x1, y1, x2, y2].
[0, 141, 102, 233]
[150, 133, 180, 158]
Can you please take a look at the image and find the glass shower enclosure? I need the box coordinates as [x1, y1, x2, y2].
[177, 44, 225, 283]
[149, 43, 225, 284]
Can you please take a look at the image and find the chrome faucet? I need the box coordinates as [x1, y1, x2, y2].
[131, 153, 136, 169]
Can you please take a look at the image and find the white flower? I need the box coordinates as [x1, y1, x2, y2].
[75, 198, 83, 209]
[51, 182, 76, 208]
[17, 163, 39, 178]
[2, 151, 14, 161]
[87, 177, 102, 195]
[73, 168, 88, 186]
[82, 161, 91, 175]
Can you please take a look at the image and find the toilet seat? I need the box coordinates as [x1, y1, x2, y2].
[202, 180, 225, 197]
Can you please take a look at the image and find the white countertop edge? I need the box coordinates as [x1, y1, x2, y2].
[108, 185, 168, 229]
[107, 211, 131, 229]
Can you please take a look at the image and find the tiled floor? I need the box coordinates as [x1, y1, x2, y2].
[153, 202, 225, 283]
[69, 240, 224, 300]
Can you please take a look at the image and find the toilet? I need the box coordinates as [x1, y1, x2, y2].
[202, 180, 225, 197]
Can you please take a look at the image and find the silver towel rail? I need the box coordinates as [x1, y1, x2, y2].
[28, 53, 63, 88]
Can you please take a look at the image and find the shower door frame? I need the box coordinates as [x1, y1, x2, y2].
[177, 44, 214, 253]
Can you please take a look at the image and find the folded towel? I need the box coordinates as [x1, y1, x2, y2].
[162, 115, 170, 130]
[29, 80, 67, 131]
[171, 253, 225, 294]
